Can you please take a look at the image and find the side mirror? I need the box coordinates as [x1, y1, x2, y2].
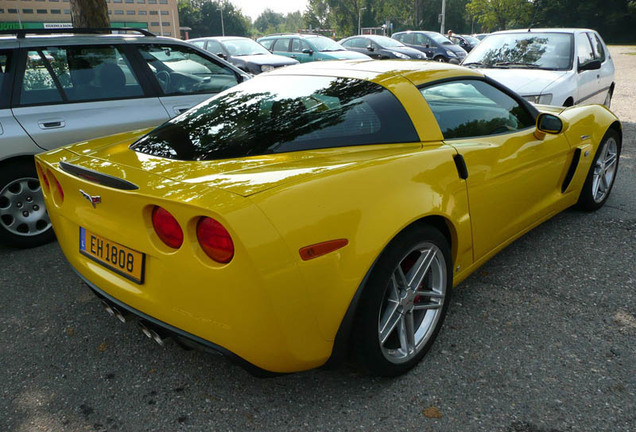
[302, 48, 314, 55]
[424, 43, 430, 48]
[535, 113, 567, 139]
[216, 52, 227, 60]
[578, 59, 601, 72]
[367, 45, 375, 52]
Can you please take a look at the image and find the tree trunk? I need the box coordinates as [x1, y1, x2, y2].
[70, 0, 110, 28]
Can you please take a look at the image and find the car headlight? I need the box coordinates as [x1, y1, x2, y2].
[523, 94, 553, 105]
[260, 65, 276, 73]
[391, 51, 410, 59]
[446, 50, 457, 57]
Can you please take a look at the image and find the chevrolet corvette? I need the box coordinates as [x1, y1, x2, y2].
[35, 60, 621, 376]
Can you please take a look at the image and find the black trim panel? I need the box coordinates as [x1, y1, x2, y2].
[453, 154, 469, 179]
[561, 148, 581, 193]
[59, 161, 139, 190]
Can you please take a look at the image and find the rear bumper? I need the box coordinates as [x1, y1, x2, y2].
[77, 270, 280, 376]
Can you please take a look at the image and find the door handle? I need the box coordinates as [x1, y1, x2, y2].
[290, 55, 297, 59]
[38, 120, 65, 129]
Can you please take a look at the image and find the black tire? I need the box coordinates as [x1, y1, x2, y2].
[353, 224, 452, 377]
[433, 56, 447, 62]
[0, 159, 55, 248]
[577, 128, 621, 211]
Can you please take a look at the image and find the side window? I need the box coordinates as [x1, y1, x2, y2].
[190, 40, 205, 48]
[589, 33, 606, 62]
[204, 40, 224, 56]
[259, 39, 274, 50]
[301, 40, 312, 52]
[416, 34, 431, 46]
[0, 51, 10, 109]
[420, 80, 535, 139]
[351, 38, 367, 49]
[273, 38, 290, 52]
[576, 33, 594, 66]
[20, 45, 143, 106]
[137, 44, 239, 96]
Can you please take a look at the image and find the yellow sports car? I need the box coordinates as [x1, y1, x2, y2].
[35, 60, 621, 377]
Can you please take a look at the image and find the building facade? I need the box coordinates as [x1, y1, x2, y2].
[0, 0, 180, 38]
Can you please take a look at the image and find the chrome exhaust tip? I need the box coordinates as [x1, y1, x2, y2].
[138, 321, 166, 346]
[101, 300, 127, 323]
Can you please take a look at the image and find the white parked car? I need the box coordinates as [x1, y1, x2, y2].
[462, 28, 615, 107]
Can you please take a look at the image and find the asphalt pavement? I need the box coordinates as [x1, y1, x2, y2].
[1, 47, 634, 432]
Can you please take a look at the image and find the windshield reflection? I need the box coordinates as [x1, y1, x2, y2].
[465, 33, 573, 70]
[131, 75, 419, 161]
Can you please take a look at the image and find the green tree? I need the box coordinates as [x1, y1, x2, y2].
[179, 0, 250, 38]
[467, 0, 533, 31]
[254, 9, 285, 33]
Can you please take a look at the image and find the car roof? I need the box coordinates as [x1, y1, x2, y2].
[0, 33, 185, 47]
[490, 28, 596, 35]
[189, 36, 250, 42]
[266, 59, 481, 86]
[259, 34, 323, 39]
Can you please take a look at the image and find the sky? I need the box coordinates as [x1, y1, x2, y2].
[229, 0, 309, 21]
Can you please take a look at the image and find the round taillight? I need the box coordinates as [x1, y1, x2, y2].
[196, 217, 234, 263]
[152, 206, 183, 249]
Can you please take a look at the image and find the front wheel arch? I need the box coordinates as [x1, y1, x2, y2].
[324, 216, 456, 372]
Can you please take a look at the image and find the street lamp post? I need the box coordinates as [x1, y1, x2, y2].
[440, 0, 446, 34]
[219, 1, 225, 36]
[358, 7, 366, 35]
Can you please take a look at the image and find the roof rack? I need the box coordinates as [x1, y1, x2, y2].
[0, 27, 156, 39]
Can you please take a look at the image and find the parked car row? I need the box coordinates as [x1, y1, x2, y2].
[0, 27, 615, 250]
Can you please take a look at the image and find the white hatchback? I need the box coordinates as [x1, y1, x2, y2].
[462, 28, 615, 108]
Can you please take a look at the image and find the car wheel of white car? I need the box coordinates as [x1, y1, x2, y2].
[0, 160, 55, 248]
[353, 224, 452, 376]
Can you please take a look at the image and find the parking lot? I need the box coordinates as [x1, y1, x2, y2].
[1, 47, 635, 432]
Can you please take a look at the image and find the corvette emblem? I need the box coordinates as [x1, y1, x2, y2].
[80, 190, 101, 208]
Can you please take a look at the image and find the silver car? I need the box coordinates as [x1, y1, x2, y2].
[0, 28, 248, 248]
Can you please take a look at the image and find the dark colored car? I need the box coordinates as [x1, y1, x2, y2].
[188, 36, 298, 75]
[392, 31, 467, 64]
[338, 35, 427, 60]
[450, 34, 481, 52]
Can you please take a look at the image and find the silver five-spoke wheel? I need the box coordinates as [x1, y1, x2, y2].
[591, 136, 618, 204]
[354, 225, 452, 376]
[379, 242, 446, 363]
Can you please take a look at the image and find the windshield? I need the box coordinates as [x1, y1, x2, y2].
[375, 37, 405, 48]
[464, 32, 573, 70]
[428, 32, 454, 45]
[223, 38, 270, 56]
[463, 35, 480, 45]
[131, 75, 419, 161]
[311, 36, 345, 52]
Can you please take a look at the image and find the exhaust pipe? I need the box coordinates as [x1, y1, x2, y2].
[138, 320, 167, 346]
[101, 299, 127, 323]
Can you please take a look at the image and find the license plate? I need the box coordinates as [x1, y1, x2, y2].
[79, 227, 145, 284]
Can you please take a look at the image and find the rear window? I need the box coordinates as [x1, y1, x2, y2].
[131, 75, 419, 161]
